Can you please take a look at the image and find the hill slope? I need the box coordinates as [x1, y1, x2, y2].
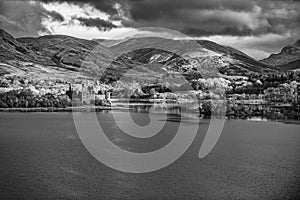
[261, 39, 300, 71]
[0, 29, 113, 79]
[0, 29, 276, 81]
[108, 37, 274, 80]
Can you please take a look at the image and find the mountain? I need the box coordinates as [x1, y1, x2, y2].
[0, 29, 276, 82]
[261, 39, 300, 71]
[107, 37, 274, 81]
[0, 29, 113, 79]
[94, 38, 124, 47]
[0, 29, 37, 62]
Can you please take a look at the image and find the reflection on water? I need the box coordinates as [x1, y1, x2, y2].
[130, 103, 182, 114]
[112, 101, 300, 122]
[247, 117, 269, 122]
[128, 102, 201, 120]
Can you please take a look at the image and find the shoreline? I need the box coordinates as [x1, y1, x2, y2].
[0, 106, 132, 112]
[1, 108, 300, 125]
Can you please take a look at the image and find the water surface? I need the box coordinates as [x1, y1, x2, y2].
[0, 112, 299, 200]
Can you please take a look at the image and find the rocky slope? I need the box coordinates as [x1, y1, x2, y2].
[261, 39, 300, 71]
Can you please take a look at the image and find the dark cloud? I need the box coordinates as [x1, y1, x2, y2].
[119, 0, 300, 58]
[0, 0, 299, 59]
[47, 11, 64, 22]
[76, 17, 117, 31]
[122, 0, 300, 37]
[2, 0, 299, 37]
[0, 0, 120, 36]
[127, 0, 255, 21]
[39, 0, 120, 15]
[0, 0, 50, 37]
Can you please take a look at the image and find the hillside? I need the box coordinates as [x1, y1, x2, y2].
[0, 29, 113, 79]
[261, 39, 300, 71]
[0, 29, 37, 62]
[0, 29, 276, 82]
[106, 37, 274, 82]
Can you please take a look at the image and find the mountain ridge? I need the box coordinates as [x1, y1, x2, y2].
[0, 29, 114, 78]
[261, 39, 300, 71]
[109, 37, 274, 77]
[0, 28, 291, 81]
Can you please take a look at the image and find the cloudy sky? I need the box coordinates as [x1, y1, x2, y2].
[0, 0, 299, 59]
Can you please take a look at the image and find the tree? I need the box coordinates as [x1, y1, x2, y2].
[0, 100, 8, 108]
